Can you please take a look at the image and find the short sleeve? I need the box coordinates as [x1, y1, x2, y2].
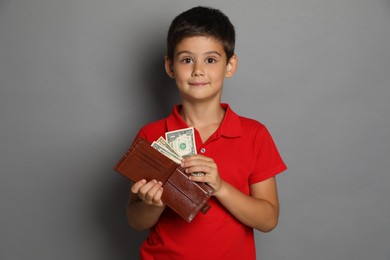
[249, 127, 287, 184]
[135, 128, 147, 140]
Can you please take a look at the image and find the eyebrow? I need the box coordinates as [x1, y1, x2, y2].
[176, 50, 222, 57]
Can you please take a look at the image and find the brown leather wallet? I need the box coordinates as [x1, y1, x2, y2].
[114, 137, 214, 222]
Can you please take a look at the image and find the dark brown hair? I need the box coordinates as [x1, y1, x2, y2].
[166, 6, 235, 63]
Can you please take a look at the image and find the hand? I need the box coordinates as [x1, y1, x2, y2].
[131, 179, 165, 207]
[181, 154, 223, 193]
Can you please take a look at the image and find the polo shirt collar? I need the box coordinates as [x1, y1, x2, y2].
[166, 103, 242, 138]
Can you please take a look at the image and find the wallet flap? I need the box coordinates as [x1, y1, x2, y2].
[161, 181, 199, 222]
[114, 137, 178, 184]
[161, 167, 214, 222]
[168, 167, 213, 205]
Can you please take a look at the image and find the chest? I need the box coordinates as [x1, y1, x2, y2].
[196, 136, 256, 194]
[196, 123, 220, 144]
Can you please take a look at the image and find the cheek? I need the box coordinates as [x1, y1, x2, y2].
[174, 67, 191, 79]
[210, 68, 226, 80]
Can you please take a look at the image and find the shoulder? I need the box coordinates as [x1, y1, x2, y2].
[137, 118, 167, 142]
[237, 114, 267, 135]
[238, 115, 265, 128]
[223, 104, 267, 137]
[235, 114, 274, 147]
[222, 104, 271, 142]
[141, 118, 166, 132]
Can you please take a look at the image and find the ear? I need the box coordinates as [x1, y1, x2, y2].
[164, 56, 175, 78]
[225, 54, 238, 78]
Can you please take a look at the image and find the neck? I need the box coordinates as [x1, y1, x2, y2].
[180, 101, 225, 128]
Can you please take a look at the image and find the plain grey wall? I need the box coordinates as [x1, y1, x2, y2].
[1, 0, 389, 259]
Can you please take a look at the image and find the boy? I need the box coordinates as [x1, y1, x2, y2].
[127, 6, 287, 259]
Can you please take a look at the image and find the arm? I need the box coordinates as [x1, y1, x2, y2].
[127, 179, 166, 231]
[183, 155, 279, 232]
[214, 177, 279, 232]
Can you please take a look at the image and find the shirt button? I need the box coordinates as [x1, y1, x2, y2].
[200, 148, 206, 154]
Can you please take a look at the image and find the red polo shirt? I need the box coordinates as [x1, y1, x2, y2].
[135, 103, 287, 260]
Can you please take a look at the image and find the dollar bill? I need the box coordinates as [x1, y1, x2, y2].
[165, 127, 197, 158]
[152, 128, 203, 176]
[156, 136, 181, 157]
[151, 141, 182, 164]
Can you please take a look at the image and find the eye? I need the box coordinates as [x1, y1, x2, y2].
[206, 57, 217, 64]
[181, 58, 193, 64]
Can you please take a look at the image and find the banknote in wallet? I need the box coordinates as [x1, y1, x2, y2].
[113, 137, 214, 222]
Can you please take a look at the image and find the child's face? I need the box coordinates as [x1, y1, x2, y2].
[165, 36, 237, 103]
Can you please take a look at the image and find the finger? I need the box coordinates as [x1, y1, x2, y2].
[191, 172, 206, 177]
[189, 171, 222, 192]
[185, 164, 215, 175]
[136, 180, 158, 201]
[131, 179, 147, 194]
[183, 154, 214, 163]
[181, 158, 215, 169]
[144, 181, 163, 202]
[138, 180, 158, 195]
[188, 174, 208, 182]
[151, 186, 164, 205]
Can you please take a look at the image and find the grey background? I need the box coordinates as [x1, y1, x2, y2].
[1, 0, 389, 259]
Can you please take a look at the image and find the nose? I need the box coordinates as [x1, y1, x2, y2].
[191, 62, 204, 77]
